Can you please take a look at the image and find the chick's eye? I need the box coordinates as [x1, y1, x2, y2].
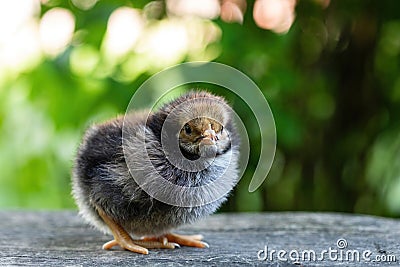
[184, 124, 192, 135]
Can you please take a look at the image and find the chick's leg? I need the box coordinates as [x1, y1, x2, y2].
[96, 207, 176, 254]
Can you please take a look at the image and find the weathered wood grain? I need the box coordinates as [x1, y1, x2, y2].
[0, 211, 398, 266]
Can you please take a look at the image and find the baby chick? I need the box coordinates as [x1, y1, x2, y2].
[72, 91, 240, 254]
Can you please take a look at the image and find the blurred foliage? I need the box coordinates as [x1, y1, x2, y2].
[1, 0, 400, 218]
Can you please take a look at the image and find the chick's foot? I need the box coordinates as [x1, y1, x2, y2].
[97, 207, 176, 254]
[143, 233, 209, 248]
[102, 238, 177, 252]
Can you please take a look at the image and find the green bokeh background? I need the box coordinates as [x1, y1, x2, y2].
[1, 0, 400, 217]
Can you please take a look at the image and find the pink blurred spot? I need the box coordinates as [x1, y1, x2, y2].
[220, 0, 246, 24]
[253, 0, 296, 34]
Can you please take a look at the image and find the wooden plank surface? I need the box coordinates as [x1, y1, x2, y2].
[0, 211, 399, 266]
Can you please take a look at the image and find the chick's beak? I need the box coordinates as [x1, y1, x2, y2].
[199, 128, 218, 158]
[200, 129, 217, 145]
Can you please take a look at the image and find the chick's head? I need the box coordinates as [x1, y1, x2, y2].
[148, 91, 234, 160]
[179, 116, 230, 158]
[165, 92, 232, 159]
